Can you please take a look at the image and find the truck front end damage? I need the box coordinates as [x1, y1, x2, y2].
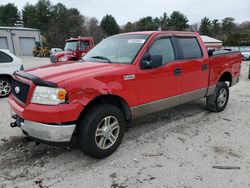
[8, 72, 83, 144]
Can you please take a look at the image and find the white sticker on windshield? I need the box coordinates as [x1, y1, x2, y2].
[128, 39, 146, 44]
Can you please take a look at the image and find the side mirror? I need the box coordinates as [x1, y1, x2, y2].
[141, 54, 163, 69]
[208, 49, 214, 57]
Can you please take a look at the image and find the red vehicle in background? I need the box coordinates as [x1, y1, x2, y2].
[50, 37, 94, 63]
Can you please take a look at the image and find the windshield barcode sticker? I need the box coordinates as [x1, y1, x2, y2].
[128, 39, 146, 44]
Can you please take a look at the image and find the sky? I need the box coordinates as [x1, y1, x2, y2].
[2, 0, 250, 25]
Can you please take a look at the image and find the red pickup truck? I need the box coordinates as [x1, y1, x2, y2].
[50, 37, 94, 63]
[9, 31, 241, 158]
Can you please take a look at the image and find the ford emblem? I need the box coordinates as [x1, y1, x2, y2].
[15, 86, 20, 94]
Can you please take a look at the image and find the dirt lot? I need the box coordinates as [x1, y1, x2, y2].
[0, 57, 250, 188]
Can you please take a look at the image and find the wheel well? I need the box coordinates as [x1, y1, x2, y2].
[218, 72, 232, 86]
[0, 74, 13, 82]
[77, 95, 132, 123]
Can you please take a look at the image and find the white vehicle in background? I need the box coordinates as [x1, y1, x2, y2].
[50, 48, 63, 55]
[240, 49, 250, 61]
[0, 49, 23, 98]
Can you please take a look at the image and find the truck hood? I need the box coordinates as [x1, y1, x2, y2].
[24, 62, 121, 84]
[53, 51, 73, 58]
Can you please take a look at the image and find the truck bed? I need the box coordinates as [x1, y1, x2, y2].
[209, 50, 242, 86]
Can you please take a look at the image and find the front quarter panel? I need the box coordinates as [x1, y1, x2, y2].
[60, 64, 138, 108]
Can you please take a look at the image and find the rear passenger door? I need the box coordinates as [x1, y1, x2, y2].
[176, 37, 209, 103]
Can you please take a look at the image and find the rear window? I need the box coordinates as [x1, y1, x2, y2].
[0, 51, 13, 63]
[178, 38, 203, 59]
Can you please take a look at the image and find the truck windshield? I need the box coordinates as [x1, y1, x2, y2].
[83, 34, 149, 64]
[64, 41, 78, 51]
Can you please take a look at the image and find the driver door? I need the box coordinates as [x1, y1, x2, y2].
[133, 37, 182, 117]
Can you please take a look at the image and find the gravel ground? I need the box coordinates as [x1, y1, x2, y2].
[0, 57, 250, 188]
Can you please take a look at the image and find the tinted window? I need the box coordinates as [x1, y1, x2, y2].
[0, 51, 13, 63]
[149, 38, 175, 65]
[178, 38, 202, 59]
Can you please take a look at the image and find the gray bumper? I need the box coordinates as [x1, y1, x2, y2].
[21, 120, 76, 142]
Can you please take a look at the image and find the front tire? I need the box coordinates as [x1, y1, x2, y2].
[0, 78, 11, 98]
[206, 82, 229, 112]
[78, 104, 126, 158]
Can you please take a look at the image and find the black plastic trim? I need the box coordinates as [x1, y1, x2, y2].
[14, 71, 57, 87]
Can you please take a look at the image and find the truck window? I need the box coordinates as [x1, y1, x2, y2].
[148, 38, 175, 65]
[178, 37, 203, 59]
[83, 34, 149, 64]
[80, 42, 89, 50]
[64, 41, 78, 51]
[0, 51, 12, 63]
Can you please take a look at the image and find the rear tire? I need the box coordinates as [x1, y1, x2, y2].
[0, 78, 11, 98]
[206, 82, 229, 112]
[78, 104, 126, 158]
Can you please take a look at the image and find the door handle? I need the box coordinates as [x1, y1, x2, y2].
[202, 64, 208, 71]
[174, 68, 181, 76]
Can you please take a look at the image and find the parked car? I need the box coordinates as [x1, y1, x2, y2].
[50, 37, 94, 63]
[0, 49, 23, 98]
[9, 31, 241, 158]
[50, 48, 63, 55]
[240, 49, 250, 61]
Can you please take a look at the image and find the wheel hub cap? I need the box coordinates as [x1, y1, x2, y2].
[0, 80, 11, 97]
[217, 88, 227, 108]
[95, 116, 120, 150]
[103, 126, 112, 138]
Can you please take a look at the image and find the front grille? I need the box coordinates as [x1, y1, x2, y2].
[50, 55, 57, 63]
[12, 79, 30, 104]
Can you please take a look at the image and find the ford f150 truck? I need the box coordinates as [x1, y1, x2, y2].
[9, 31, 241, 158]
[50, 37, 94, 63]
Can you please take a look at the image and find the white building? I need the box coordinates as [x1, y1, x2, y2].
[0, 27, 42, 56]
[201, 35, 223, 49]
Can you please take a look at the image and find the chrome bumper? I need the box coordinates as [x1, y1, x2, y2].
[20, 120, 76, 142]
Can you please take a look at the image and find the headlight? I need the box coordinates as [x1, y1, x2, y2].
[31, 86, 67, 105]
[58, 56, 68, 61]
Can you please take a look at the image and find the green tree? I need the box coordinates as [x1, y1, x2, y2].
[48, 3, 85, 47]
[100, 15, 120, 36]
[22, 0, 52, 34]
[199, 17, 212, 36]
[239, 22, 250, 45]
[211, 19, 221, 37]
[222, 17, 237, 45]
[35, 0, 52, 33]
[123, 22, 137, 32]
[0, 3, 20, 26]
[136, 16, 158, 31]
[22, 3, 38, 28]
[160, 12, 169, 30]
[222, 17, 236, 35]
[168, 11, 189, 31]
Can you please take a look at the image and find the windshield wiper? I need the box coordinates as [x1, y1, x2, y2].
[90, 56, 112, 63]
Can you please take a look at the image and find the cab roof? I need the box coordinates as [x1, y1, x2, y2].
[66, 37, 94, 42]
[117, 31, 199, 37]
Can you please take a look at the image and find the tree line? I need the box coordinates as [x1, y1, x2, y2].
[0, 0, 250, 48]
